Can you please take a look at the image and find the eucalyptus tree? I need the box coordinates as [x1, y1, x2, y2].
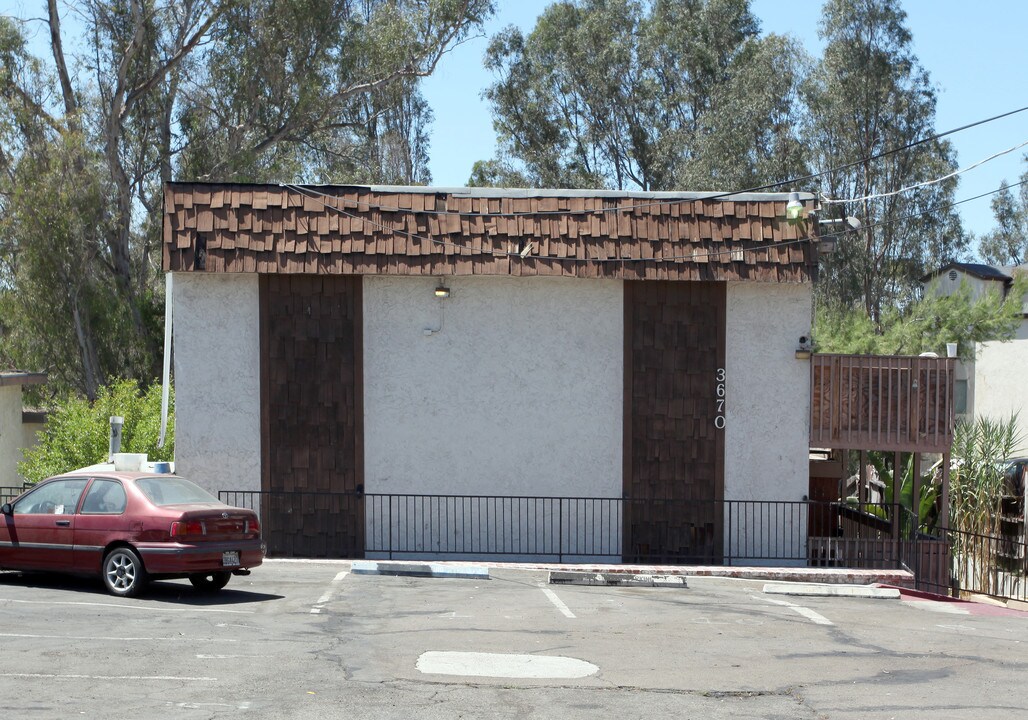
[979, 169, 1028, 267]
[802, 0, 965, 323]
[0, 0, 491, 398]
[478, 0, 808, 191]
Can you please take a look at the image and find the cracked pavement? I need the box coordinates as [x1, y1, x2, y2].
[0, 561, 1025, 719]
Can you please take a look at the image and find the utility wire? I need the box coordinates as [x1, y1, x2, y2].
[822, 139, 1028, 205]
[280, 103, 1028, 218]
[822, 179, 1027, 241]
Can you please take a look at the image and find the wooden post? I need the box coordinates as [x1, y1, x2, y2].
[912, 452, 923, 536]
[941, 451, 950, 530]
[859, 450, 869, 523]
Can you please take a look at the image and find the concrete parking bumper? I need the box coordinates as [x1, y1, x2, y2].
[762, 581, 900, 599]
[350, 559, 490, 579]
[549, 571, 688, 588]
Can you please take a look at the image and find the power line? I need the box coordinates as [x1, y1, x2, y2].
[822, 139, 1028, 205]
[822, 179, 1027, 241]
[281, 103, 1028, 218]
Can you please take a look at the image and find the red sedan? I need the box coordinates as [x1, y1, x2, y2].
[0, 472, 263, 597]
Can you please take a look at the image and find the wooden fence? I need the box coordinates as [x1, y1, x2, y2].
[810, 354, 955, 452]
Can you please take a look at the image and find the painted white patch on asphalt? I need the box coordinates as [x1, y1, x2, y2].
[195, 654, 267, 659]
[1, 673, 216, 681]
[166, 702, 252, 710]
[756, 595, 834, 625]
[417, 651, 598, 679]
[903, 600, 970, 615]
[541, 587, 576, 618]
[311, 570, 349, 614]
[0, 598, 253, 614]
[0, 632, 236, 642]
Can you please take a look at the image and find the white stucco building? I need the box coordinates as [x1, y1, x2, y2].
[923, 262, 1028, 450]
[0, 372, 46, 488]
[164, 183, 820, 561]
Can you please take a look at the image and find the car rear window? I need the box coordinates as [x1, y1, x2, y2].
[136, 477, 221, 506]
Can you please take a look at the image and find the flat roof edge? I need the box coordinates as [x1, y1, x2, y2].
[166, 181, 814, 203]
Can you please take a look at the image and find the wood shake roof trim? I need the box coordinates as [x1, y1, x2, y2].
[163, 182, 818, 282]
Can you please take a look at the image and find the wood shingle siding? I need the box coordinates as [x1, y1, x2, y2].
[623, 281, 726, 562]
[164, 183, 817, 282]
[260, 275, 364, 557]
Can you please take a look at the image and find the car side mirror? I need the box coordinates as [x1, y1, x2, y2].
[1, 503, 11, 515]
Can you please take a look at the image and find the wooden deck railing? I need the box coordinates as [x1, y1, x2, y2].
[810, 354, 955, 452]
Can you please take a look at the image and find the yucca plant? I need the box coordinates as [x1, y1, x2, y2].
[950, 414, 1022, 536]
[949, 413, 1023, 593]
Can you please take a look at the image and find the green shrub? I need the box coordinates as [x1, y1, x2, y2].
[19, 379, 174, 484]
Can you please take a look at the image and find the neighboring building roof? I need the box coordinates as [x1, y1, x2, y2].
[163, 183, 818, 283]
[921, 261, 1013, 283]
[0, 372, 47, 388]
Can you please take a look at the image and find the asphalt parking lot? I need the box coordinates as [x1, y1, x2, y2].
[1, 560, 1026, 719]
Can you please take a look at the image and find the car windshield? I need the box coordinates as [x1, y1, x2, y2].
[135, 476, 221, 506]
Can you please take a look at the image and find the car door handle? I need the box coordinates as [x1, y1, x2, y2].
[55, 520, 71, 527]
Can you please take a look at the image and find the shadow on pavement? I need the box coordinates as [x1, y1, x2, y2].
[0, 569, 283, 605]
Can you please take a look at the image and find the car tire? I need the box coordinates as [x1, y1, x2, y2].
[102, 547, 148, 598]
[189, 571, 231, 592]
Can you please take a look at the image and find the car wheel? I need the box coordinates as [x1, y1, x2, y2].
[189, 571, 231, 592]
[103, 547, 147, 598]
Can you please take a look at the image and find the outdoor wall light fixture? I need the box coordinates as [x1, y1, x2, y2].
[785, 192, 804, 222]
[434, 284, 450, 298]
[795, 335, 812, 360]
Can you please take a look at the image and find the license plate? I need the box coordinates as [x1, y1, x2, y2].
[222, 551, 240, 566]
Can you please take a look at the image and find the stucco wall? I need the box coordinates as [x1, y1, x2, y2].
[0, 386, 25, 485]
[363, 276, 623, 498]
[974, 320, 1028, 453]
[172, 273, 262, 494]
[724, 282, 812, 563]
[927, 270, 1004, 302]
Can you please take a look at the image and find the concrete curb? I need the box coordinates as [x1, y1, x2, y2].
[763, 582, 900, 599]
[260, 558, 914, 588]
[350, 560, 490, 579]
[550, 571, 687, 588]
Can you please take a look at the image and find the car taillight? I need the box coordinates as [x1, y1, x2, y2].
[170, 520, 206, 537]
[245, 518, 260, 534]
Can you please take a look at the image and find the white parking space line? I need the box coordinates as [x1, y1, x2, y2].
[0, 632, 237, 642]
[0, 598, 254, 614]
[1, 673, 216, 681]
[541, 587, 576, 618]
[755, 595, 834, 625]
[310, 570, 349, 614]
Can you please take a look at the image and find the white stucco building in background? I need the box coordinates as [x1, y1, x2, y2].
[0, 372, 47, 487]
[923, 262, 1028, 451]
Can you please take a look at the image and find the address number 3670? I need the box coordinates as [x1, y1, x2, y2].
[715, 368, 726, 429]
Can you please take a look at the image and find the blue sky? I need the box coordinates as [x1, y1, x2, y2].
[422, 1, 1028, 246]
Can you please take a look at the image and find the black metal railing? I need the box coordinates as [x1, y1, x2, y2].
[218, 489, 1028, 602]
[910, 523, 1028, 603]
[0, 485, 30, 505]
[218, 490, 921, 568]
